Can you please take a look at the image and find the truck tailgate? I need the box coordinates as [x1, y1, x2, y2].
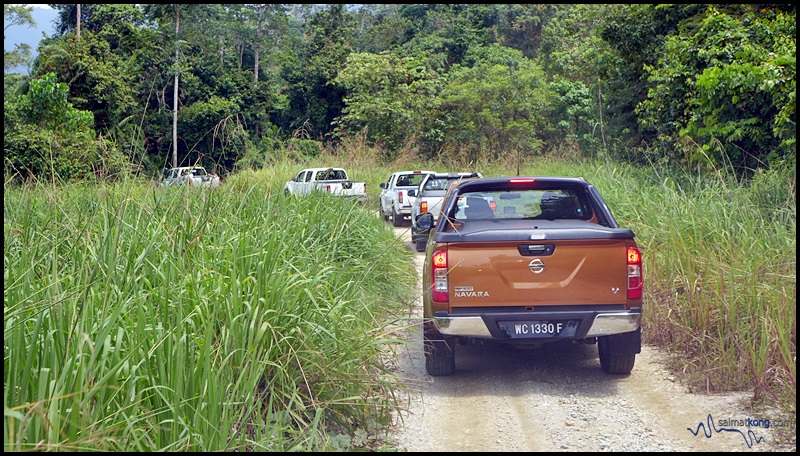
[446, 239, 629, 307]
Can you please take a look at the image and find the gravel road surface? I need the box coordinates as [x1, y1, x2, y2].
[384, 223, 794, 452]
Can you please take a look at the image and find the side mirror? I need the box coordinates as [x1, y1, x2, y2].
[416, 213, 435, 230]
[407, 189, 417, 197]
[380, 182, 386, 189]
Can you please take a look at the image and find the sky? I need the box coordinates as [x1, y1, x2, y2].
[5, 4, 58, 75]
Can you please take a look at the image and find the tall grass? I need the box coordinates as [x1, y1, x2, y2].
[609, 162, 796, 411]
[4, 173, 417, 451]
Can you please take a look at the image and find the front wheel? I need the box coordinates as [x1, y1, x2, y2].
[598, 335, 636, 375]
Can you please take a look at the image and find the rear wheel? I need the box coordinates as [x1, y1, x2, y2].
[598, 335, 636, 374]
[392, 208, 403, 227]
[415, 239, 426, 252]
[424, 330, 455, 376]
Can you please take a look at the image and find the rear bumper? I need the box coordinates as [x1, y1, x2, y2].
[431, 308, 641, 339]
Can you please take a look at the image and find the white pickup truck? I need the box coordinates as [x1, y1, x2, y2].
[284, 167, 367, 202]
[379, 170, 436, 227]
[409, 172, 482, 251]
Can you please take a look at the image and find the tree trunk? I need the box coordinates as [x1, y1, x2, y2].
[76, 4, 81, 39]
[172, 4, 180, 168]
[254, 6, 264, 84]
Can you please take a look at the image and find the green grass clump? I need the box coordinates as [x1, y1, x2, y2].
[4, 175, 416, 451]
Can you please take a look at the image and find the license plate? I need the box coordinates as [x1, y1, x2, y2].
[498, 320, 579, 339]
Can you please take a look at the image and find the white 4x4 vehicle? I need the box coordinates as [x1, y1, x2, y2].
[160, 166, 220, 188]
[379, 170, 436, 227]
[409, 172, 482, 251]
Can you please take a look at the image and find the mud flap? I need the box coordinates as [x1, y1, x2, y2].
[605, 327, 641, 354]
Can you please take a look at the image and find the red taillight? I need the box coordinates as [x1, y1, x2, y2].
[421, 201, 428, 213]
[431, 249, 449, 302]
[489, 200, 496, 211]
[326, 184, 331, 192]
[627, 246, 643, 299]
[399, 191, 404, 204]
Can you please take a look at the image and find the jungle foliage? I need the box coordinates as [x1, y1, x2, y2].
[3, 4, 796, 181]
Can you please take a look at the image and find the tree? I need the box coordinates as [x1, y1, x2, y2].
[282, 4, 355, 140]
[332, 51, 442, 157]
[438, 45, 553, 163]
[173, 4, 180, 168]
[598, 4, 704, 161]
[5, 72, 120, 181]
[636, 5, 796, 173]
[491, 4, 562, 59]
[538, 5, 616, 154]
[350, 4, 412, 54]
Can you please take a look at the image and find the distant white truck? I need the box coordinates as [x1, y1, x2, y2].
[378, 170, 436, 227]
[284, 167, 368, 203]
[160, 166, 221, 188]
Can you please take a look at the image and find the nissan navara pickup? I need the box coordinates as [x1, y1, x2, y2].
[417, 176, 643, 376]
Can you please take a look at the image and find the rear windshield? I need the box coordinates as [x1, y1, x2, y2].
[424, 177, 463, 191]
[452, 189, 594, 221]
[318, 169, 347, 180]
[397, 173, 427, 187]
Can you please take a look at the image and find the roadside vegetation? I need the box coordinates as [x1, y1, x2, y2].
[5, 149, 795, 451]
[4, 171, 418, 451]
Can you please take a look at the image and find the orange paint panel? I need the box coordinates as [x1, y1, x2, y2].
[446, 240, 629, 308]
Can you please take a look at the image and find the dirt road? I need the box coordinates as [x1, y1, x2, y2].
[385, 223, 793, 452]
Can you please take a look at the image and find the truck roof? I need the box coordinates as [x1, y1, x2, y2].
[451, 176, 591, 193]
[392, 170, 436, 176]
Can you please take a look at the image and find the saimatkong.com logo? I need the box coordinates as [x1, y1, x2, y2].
[687, 413, 795, 448]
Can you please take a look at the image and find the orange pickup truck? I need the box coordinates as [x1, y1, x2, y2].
[417, 176, 643, 376]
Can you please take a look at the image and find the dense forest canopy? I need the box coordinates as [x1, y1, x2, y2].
[4, 4, 796, 181]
